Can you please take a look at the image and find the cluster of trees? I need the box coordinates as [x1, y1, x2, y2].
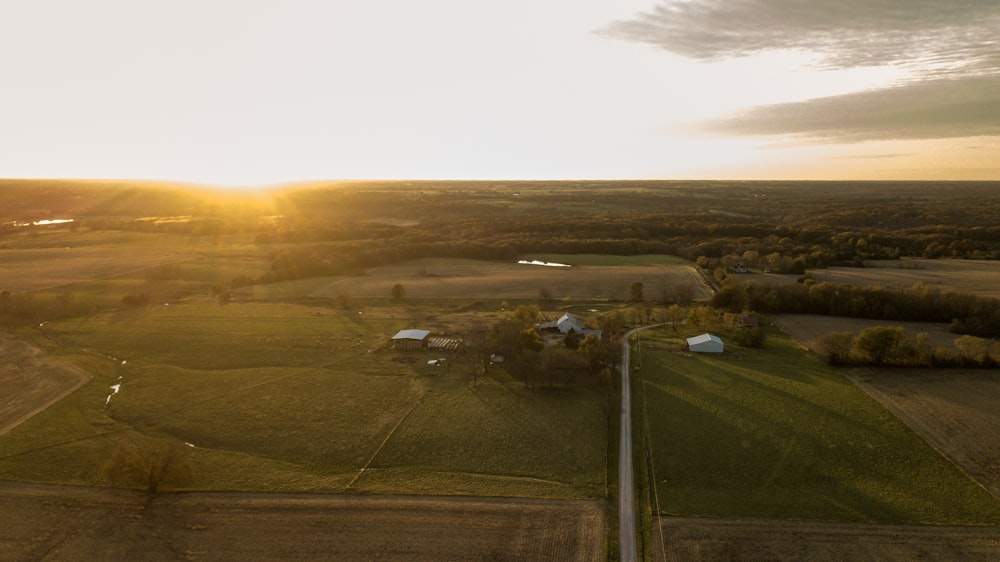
[0, 290, 76, 326]
[471, 305, 622, 390]
[712, 279, 1000, 338]
[818, 326, 998, 368]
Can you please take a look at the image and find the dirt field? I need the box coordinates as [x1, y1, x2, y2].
[848, 369, 1000, 498]
[0, 334, 91, 435]
[653, 517, 1000, 562]
[772, 314, 961, 353]
[814, 259, 1000, 299]
[0, 246, 197, 292]
[0, 481, 605, 561]
[312, 258, 711, 300]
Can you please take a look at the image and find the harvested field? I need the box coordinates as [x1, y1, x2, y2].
[813, 259, 1000, 299]
[848, 369, 1000, 499]
[653, 517, 1000, 562]
[0, 334, 90, 435]
[0, 246, 197, 292]
[312, 257, 710, 300]
[0, 481, 605, 561]
[772, 314, 961, 353]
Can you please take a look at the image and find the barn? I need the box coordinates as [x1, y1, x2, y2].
[392, 329, 430, 350]
[687, 333, 724, 353]
[538, 313, 602, 339]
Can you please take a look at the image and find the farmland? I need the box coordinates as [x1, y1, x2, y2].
[810, 259, 1000, 300]
[632, 319, 1000, 560]
[312, 255, 708, 300]
[0, 481, 606, 561]
[631, 325, 1000, 525]
[5, 180, 1000, 559]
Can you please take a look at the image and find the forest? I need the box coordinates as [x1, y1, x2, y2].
[5, 179, 1000, 337]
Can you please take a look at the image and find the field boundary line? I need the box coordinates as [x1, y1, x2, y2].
[636, 333, 668, 562]
[344, 389, 427, 491]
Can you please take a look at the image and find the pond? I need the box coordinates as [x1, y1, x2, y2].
[517, 259, 571, 268]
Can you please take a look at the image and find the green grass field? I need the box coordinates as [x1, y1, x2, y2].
[0, 290, 608, 498]
[634, 326, 1000, 525]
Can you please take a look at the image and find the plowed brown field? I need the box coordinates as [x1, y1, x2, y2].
[0, 481, 606, 561]
[653, 517, 1000, 562]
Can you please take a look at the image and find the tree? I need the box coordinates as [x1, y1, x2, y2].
[954, 335, 993, 365]
[664, 304, 685, 331]
[599, 310, 625, 339]
[642, 299, 655, 323]
[390, 283, 406, 300]
[854, 326, 909, 367]
[628, 281, 645, 303]
[564, 330, 582, 350]
[104, 436, 194, 496]
[818, 331, 854, 365]
[510, 304, 542, 329]
[579, 334, 620, 372]
[336, 291, 352, 310]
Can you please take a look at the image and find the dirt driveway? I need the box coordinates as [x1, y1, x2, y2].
[0, 480, 606, 561]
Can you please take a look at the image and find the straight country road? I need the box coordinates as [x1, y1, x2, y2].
[619, 325, 660, 562]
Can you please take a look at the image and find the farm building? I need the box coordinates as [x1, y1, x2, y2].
[391, 329, 430, 350]
[687, 333, 724, 353]
[538, 313, 601, 339]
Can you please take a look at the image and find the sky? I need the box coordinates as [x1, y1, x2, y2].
[2, 0, 998, 187]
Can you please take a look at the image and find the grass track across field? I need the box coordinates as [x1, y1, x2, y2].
[636, 326, 1000, 525]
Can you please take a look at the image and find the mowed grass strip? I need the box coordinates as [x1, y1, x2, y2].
[638, 328, 1000, 525]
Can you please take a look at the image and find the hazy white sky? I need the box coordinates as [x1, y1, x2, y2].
[2, 0, 998, 186]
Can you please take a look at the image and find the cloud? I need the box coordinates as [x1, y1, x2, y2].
[705, 75, 1000, 142]
[603, 0, 1000, 72]
[604, 1, 1000, 142]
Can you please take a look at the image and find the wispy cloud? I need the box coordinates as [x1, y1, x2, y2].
[604, 0, 1000, 142]
[707, 75, 1000, 142]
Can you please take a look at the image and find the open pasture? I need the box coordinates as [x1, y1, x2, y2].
[0, 228, 266, 302]
[0, 296, 608, 498]
[0, 245, 197, 293]
[312, 255, 709, 301]
[634, 326, 1000, 525]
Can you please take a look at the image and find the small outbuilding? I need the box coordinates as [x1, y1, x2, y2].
[687, 333, 724, 353]
[392, 329, 430, 350]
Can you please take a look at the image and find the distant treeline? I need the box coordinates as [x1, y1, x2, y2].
[712, 279, 1000, 338]
[10, 180, 1000, 300]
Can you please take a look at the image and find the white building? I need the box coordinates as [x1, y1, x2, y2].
[687, 333, 724, 353]
[392, 329, 430, 350]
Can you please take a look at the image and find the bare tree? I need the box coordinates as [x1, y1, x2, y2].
[104, 436, 194, 496]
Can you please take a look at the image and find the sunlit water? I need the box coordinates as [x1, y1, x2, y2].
[517, 260, 571, 267]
